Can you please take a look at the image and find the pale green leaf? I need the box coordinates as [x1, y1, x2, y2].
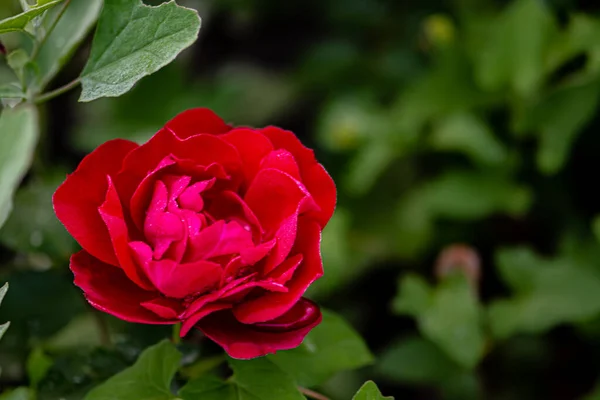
[533, 78, 600, 174]
[420, 275, 485, 369]
[0, 0, 64, 33]
[79, 0, 201, 102]
[84, 340, 181, 400]
[0, 83, 25, 99]
[391, 275, 432, 317]
[0, 322, 9, 341]
[352, 381, 393, 400]
[489, 247, 600, 339]
[268, 310, 374, 387]
[33, 0, 103, 91]
[0, 105, 39, 229]
[430, 112, 507, 166]
[377, 337, 459, 384]
[0, 387, 35, 400]
[472, 0, 557, 96]
[27, 347, 53, 387]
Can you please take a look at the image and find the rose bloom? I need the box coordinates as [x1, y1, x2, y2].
[54, 108, 336, 359]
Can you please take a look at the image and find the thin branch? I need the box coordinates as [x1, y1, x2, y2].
[30, 0, 72, 60]
[33, 77, 80, 103]
[298, 387, 330, 400]
[172, 322, 182, 345]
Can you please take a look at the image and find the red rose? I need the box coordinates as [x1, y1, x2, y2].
[53, 108, 336, 359]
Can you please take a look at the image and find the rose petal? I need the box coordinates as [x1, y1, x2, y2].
[130, 241, 223, 299]
[141, 297, 183, 319]
[244, 168, 316, 236]
[117, 130, 242, 203]
[233, 218, 323, 324]
[197, 299, 322, 359]
[220, 128, 273, 184]
[164, 108, 231, 139]
[262, 127, 336, 226]
[259, 149, 301, 181]
[206, 191, 263, 239]
[186, 220, 254, 262]
[70, 250, 173, 324]
[98, 177, 154, 290]
[54, 139, 138, 266]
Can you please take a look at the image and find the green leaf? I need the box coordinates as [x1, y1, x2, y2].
[421, 170, 532, 220]
[0, 105, 39, 229]
[430, 112, 507, 166]
[420, 275, 485, 369]
[0, 282, 8, 341]
[471, 0, 556, 96]
[0, 83, 25, 99]
[0, 0, 64, 34]
[79, 0, 201, 102]
[33, 0, 103, 91]
[352, 381, 393, 400]
[489, 247, 600, 339]
[0, 388, 35, 400]
[268, 309, 374, 387]
[391, 275, 432, 317]
[179, 358, 304, 400]
[27, 347, 53, 388]
[377, 337, 459, 384]
[0, 174, 76, 259]
[532, 78, 600, 174]
[178, 374, 235, 400]
[229, 357, 305, 400]
[393, 274, 485, 369]
[84, 340, 181, 400]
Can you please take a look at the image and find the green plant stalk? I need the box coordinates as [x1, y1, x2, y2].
[172, 322, 182, 345]
[33, 78, 79, 103]
[30, 0, 72, 61]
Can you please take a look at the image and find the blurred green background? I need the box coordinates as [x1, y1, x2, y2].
[4, 0, 600, 398]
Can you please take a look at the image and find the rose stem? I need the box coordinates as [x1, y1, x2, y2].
[298, 387, 331, 400]
[172, 322, 182, 345]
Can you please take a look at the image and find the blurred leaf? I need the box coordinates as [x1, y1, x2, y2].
[27, 347, 53, 388]
[421, 170, 532, 220]
[0, 282, 8, 342]
[377, 337, 459, 384]
[33, 0, 103, 91]
[317, 96, 389, 152]
[0, 0, 64, 34]
[0, 388, 35, 400]
[79, 0, 201, 102]
[421, 275, 485, 369]
[268, 309, 374, 387]
[180, 358, 304, 400]
[352, 381, 393, 400]
[393, 274, 485, 369]
[430, 112, 507, 166]
[45, 314, 102, 351]
[180, 354, 226, 380]
[0, 104, 39, 229]
[6, 49, 28, 83]
[530, 77, 600, 174]
[344, 139, 396, 196]
[394, 49, 484, 135]
[489, 247, 600, 339]
[84, 340, 181, 400]
[0, 83, 25, 99]
[0, 174, 76, 260]
[472, 0, 556, 96]
[391, 275, 432, 317]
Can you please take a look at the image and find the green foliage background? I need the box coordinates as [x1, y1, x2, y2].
[3, 0, 600, 398]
